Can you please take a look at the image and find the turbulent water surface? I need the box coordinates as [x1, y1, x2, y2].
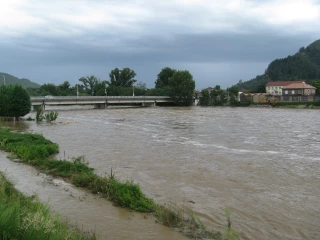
[1, 106, 320, 240]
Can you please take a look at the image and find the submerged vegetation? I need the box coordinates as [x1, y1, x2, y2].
[35, 107, 59, 122]
[0, 128, 239, 239]
[0, 173, 96, 240]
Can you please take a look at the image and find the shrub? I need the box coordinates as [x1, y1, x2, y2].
[0, 85, 31, 118]
[44, 111, 58, 122]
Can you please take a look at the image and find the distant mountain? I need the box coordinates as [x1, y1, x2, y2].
[237, 39, 320, 92]
[0, 72, 40, 88]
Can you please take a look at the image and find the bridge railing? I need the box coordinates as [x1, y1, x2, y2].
[31, 96, 170, 100]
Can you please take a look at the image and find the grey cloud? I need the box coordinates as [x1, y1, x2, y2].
[0, 28, 317, 89]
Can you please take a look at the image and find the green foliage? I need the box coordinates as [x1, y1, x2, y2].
[35, 107, 58, 123]
[155, 67, 176, 88]
[0, 128, 154, 212]
[44, 111, 59, 122]
[79, 76, 101, 96]
[0, 72, 40, 88]
[168, 70, 195, 106]
[107, 68, 137, 87]
[145, 86, 170, 96]
[236, 39, 320, 91]
[0, 174, 96, 240]
[155, 203, 222, 239]
[223, 208, 240, 240]
[36, 107, 44, 122]
[0, 84, 31, 118]
[106, 85, 134, 96]
[312, 79, 320, 94]
[40, 83, 59, 96]
[199, 89, 210, 105]
[227, 86, 240, 106]
[236, 74, 269, 93]
[0, 129, 59, 160]
[199, 85, 239, 106]
[267, 54, 319, 81]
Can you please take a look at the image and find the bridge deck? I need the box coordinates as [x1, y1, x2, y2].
[31, 96, 172, 107]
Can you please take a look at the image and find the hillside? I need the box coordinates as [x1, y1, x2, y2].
[237, 39, 320, 92]
[0, 72, 40, 88]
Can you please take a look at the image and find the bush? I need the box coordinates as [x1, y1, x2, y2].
[36, 107, 58, 122]
[44, 111, 59, 122]
[0, 85, 31, 118]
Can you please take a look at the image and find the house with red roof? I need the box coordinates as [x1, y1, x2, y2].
[282, 82, 316, 96]
[265, 81, 304, 95]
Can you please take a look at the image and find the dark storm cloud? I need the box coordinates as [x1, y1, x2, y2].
[0, 0, 319, 89]
[3, 30, 313, 65]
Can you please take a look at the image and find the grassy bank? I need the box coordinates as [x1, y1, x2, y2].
[0, 128, 231, 239]
[0, 173, 96, 240]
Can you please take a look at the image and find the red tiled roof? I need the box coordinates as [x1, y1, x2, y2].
[266, 80, 304, 87]
[282, 82, 316, 89]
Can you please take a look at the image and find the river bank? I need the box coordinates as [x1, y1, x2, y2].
[0, 127, 229, 240]
[0, 172, 96, 240]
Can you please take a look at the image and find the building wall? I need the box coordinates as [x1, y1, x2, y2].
[266, 86, 283, 95]
[303, 89, 316, 95]
[241, 94, 317, 103]
[280, 95, 315, 102]
[282, 89, 316, 96]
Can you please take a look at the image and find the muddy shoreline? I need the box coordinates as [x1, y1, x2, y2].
[0, 151, 187, 240]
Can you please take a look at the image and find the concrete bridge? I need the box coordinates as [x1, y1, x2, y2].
[31, 96, 173, 109]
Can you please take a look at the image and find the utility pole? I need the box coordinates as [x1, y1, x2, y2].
[2, 75, 5, 85]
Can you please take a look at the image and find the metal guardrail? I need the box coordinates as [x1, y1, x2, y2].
[31, 96, 170, 100]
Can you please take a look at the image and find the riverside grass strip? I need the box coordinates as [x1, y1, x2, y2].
[0, 128, 225, 239]
[0, 173, 96, 240]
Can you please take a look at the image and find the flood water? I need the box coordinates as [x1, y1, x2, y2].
[1, 106, 320, 240]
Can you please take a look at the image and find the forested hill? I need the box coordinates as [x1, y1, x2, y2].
[0, 72, 40, 88]
[237, 39, 320, 92]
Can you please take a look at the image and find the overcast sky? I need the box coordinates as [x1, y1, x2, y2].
[0, 0, 319, 89]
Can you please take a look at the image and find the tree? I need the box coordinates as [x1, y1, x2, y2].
[312, 79, 320, 94]
[155, 67, 176, 88]
[94, 81, 107, 96]
[107, 68, 137, 87]
[227, 85, 239, 106]
[199, 89, 210, 105]
[39, 83, 58, 96]
[0, 85, 31, 118]
[58, 81, 71, 95]
[79, 76, 99, 96]
[134, 82, 147, 96]
[168, 70, 195, 106]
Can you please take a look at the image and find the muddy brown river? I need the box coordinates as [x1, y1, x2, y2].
[1, 106, 320, 240]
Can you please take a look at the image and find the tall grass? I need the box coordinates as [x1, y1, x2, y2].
[0, 127, 235, 239]
[0, 173, 96, 240]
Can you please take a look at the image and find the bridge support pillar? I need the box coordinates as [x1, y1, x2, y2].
[94, 103, 106, 109]
[142, 101, 156, 107]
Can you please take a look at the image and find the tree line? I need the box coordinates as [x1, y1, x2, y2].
[27, 67, 196, 106]
[198, 85, 240, 106]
